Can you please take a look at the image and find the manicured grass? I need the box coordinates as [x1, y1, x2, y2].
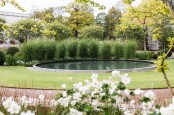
[0, 59, 174, 89]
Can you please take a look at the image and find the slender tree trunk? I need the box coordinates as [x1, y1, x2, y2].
[143, 26, 148, 51]
[75, 30, 78, 38]
[162, 69, 174, 95]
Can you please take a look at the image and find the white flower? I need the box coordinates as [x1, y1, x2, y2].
[2, 97, 13, 109]
[73, 92, 82, 101]
[7, 101, 21, 115]
[172, 96, 174, 103]
[121, 76, 131, 85]
[71, 100, 77, 106]
[144, 90, 155, 100]
[0, 111, 4, 115]
[61, 84, 66, 89]
[112, 70, 120, 77]
[160, 103, 174, 115]
[57, 96, 71, 107]
[62, 91, 67, 97]
[74, 82, 83, 89]
[69, 77, 72, 81]
[134, 88, 144, 95]
[39, 94, 45, 102]
[20, 111, 35, 115]
[69, 108, 83, 115]
[109, 86, 116, 94]
[124, 89, 131, 96]
[91, 73, 98, 82]
[79, 86, 89, 94]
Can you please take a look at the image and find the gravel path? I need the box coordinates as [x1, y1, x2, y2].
[0, 87, 173, 105]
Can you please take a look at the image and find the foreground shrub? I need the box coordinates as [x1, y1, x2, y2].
[113, 41, 124, 59]
[0, 51, 5, 65]
[5, 55, 16, 65]
[67, 39, 78, 58]
[100, 41, 112, 59]
[123, 40, 138, 59]
[79, 25, 104, 39]
[88, 40, 99, 58]
[6, 47, 19, 56]
[78, 39, 89, 58]
[0, 71, 174, 114]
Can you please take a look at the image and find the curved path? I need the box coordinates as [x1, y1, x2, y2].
[0, 87, 173, 105]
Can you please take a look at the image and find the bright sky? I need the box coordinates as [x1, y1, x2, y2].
[0, 0, 123, 15]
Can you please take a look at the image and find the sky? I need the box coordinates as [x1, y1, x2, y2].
[0, 0, 142, 15]
[0, 0, 125, 15]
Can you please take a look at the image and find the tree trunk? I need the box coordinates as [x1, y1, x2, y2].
[75, 30, 78, 38]
[143, 26, 148, 51]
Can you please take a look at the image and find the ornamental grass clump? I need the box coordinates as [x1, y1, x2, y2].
[56, 41, 67, 59]
[88, 40, 99, 59]
[100, 41, 112, 59]
[123, 40, 138, 59]
[67, 39, 78, 58]
[113, 41, 124, 59]
[78, 39, 89, 58]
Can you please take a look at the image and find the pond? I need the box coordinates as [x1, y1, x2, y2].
[34, 60, 155, 72]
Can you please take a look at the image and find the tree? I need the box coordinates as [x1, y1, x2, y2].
[114, 24, 144, 49]
[43, 21, 71, 40]
[65, 2, 94, 38]
[95, 12, 107, 27]
[6, 19, 43, 42]
[0, 0, 24, 11]
[121, 0, 171, 51]
[31, 7, 64, 23]
[104, 7, 122, 39]
[79, 25, 104, 39]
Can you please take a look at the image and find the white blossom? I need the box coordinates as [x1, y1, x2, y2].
[134, 88, 144, 95]
[144, 90, 155, 100]
[112, 70, 120, 77]
[0, 111, 4, 115]
[124, 89, 131, 96]
[121, 76, 131, 85]
[69, 108, 83, 115]
[91, 73, 98, 82]
[20, 111, 35, 115]
[6, 101, 21, 115]
[39, 94, 45, 102]
[61, 84, 66, 89]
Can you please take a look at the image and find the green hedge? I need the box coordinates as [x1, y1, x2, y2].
[0, 51, 5, 65]
[21, 39, 138, 62]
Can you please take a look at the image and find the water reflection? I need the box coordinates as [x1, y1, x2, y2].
[38, 61, 153, 70]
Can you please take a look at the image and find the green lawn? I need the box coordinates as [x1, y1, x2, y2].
[0, 59, 174, 89]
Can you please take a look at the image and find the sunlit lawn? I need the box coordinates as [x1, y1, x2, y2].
[0, 59, 174, 89]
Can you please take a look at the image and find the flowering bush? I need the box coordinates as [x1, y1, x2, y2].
[0, 71, 173, 115]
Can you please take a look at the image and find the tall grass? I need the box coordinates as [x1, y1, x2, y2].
[78, 39, 89, 58]
[100, 41, 112, 59]
[67, 39, 78, 58]
[56, 41, 67, 59]
[123, 40, 138, 59]
[88, 40, 99, 59]
[21, 39, 56, 62]
[113, 41, 124, 59]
